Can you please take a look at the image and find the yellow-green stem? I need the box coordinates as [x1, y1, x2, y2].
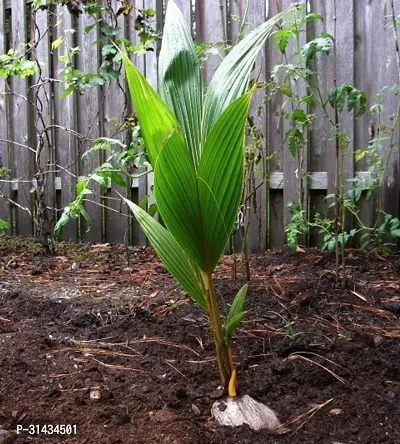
[201, 271, 234, 388]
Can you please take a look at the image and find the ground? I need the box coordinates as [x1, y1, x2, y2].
[0, 237, 399, 444]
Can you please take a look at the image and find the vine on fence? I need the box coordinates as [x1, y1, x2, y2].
[0, 1, 158, 251]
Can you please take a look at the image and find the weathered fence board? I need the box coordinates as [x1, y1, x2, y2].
[0, 0, 10, 232]
[34, 3, 55, 241]
[196, 0, 227, 86]
[231, 0, 268, 252]
[54, 5, 78, 242]
[103, 0, 129, 244]
[10, 0, 32, 235]
[266, 0, 285, 247]
[77, 12, 102, 242]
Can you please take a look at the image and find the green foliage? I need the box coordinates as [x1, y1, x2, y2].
[120, 0, 291, 390]
[0, 219, 9, 233]
[55, 6, 159, 97]
[224, 284, 248, 345]
[285, 203, 308, 253]
[0, 50, 37, 78]
[271, 6, 399, 268]
[55, 133, 148, 235]
[328, 84, 367, 117]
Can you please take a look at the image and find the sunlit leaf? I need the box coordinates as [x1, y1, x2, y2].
[154, 130, 204, 269]
[198, 90, 253, 271]
[121, 51, 178, 167]
[123, 198, 206, 309]
[159, 0, 203, 168]
[202, 10, 288, 140]
[224, 284, 248, 344]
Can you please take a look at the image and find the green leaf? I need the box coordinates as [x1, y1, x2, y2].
[279, 84, 292, 98]
[81, 206, 92, 232]
[91, 173, 106, 187]
[301, 36, 332, 60]
[0, 219, 9, 231]
[110, 172, 127, 188]
[76, 177, 89, 196]
[54, 207, 72, 233]
[292, 108, 308, 124]
[391, 229, 400, 238]
[202, 9, 289, 140]
[154, 130, 204, 269]
[123, 198, 206, 310]
[159, 0, 203, 168]
[121, 51, 178, 167]
[51, 36, 64, 51]
[198, 89, 253, 271]
[224, 284, 248, 345]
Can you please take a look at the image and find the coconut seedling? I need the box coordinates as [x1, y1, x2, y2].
[121, 1, 287, 396]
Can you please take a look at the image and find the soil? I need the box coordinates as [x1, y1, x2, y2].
[0, 237, 400, 444]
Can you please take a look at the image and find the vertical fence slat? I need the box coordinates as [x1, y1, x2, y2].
[354, 0, 375, 231]
[266, 0, 285, 247]
[196, 0, 227, 86]
[325, 0, 355, 232]
[308, 0, 329, 245]
[11, 0, 32, 235]
[103, 1, 129, 244]
[54, 5, 78, 242]
[126, 0, 147, 245]
[379, 0, 400, 220]
[0, 0, 11, 231]
[35, 4, 55, 238]
[231, 0, 268, 252]
[281, 0, 309, 246]
[77, 12, 102, 242]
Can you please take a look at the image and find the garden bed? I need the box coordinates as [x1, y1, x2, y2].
[0, 238, 399, 443]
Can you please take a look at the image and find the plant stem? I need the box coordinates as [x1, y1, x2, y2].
[201, 271, 233, 389]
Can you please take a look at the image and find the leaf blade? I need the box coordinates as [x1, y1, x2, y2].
[224, 284, 248, 345]
[154, 130, 204, 269]
[202, 10, 287, 139]
[159, 0, 203, 168]
[121, 51, 178, 167]
[198, 89, 253, 271]
[123, 198, 206, 310]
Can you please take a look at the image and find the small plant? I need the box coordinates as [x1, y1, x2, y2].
[120, 1, 290, 395]
[0, 219, 9, 234]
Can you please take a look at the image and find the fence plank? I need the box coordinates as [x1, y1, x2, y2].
[282, 0, 309, 244]
[126, 0, 147, 245]
[10, 0, 32, 235]
[54, 5, 78, 242]
[196, 0, 227, 86]
[103, 1, 129, 244]
[325, 0, 355, 234]
[353, 0, 375, 232]
[0, 0, 11, 232]
[34, 4, 55, 244]
[77, 12, 102, 242]
[266, 0, 285, 247]
[231, 0, 268, 252]
[378, 0, 400, 221]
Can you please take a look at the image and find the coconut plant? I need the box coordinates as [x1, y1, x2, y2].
[121, 1, 288, 396]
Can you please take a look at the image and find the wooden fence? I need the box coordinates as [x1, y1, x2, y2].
[0, 0, 399, 251]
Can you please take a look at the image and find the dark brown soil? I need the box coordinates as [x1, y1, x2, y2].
[0, 237, 400, 443]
